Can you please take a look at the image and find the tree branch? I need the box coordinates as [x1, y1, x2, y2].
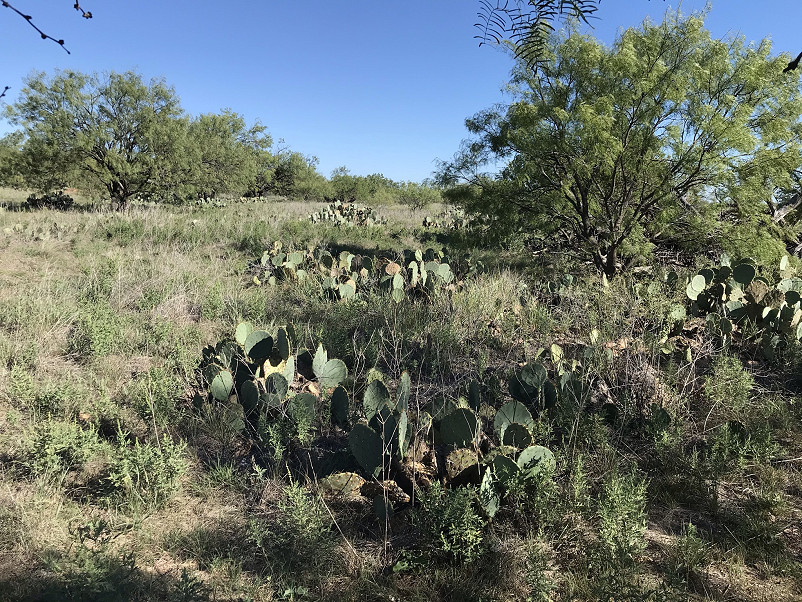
[1, 1, 92, 55]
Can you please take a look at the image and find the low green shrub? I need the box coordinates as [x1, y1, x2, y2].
[415, 482, 486, 563]
[106, 429, 187, 510]
[597, 469, 648, 562]
[20, 419, 100, 478]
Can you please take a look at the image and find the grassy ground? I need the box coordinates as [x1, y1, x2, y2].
[1, 189, 801, 601]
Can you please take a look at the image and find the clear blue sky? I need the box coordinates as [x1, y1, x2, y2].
[1, 1, 800, 182]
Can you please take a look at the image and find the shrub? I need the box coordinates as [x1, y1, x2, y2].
[597, 470, 648, 561]
[21, 419, 100, 478]
[415, 482, 486, 563]
[665, 522, 710, 582]
[106, 429, 187, 510]
[25, 190, 75, 210]
[249, 482, 334, 572]
[68, 301, 125, 359]
[704, 354, 753, 423]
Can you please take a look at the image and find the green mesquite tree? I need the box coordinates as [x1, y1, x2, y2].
[186, 109, 272, 200]
[441, 12, 802, 276]
[5, 70, 189, 208]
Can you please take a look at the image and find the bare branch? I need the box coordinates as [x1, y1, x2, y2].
[1, 1, 93, 55]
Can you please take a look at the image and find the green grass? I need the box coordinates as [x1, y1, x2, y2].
[1, 188, 801, 601]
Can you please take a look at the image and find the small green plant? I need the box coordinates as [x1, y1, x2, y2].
[106, 427, 187, 510]
[704, 354, 753, 423]
[525, 539, 554, 602]
[20, 419, 100, 478]
[171, 567, 211, 602]
[597, 469, 648, 562]
[68, 300, 125, 359]
[41, 518, 137, 602]
[415, 481, 486, 563]
[665, 522, 710, 582]
[249, 482, 334, 573]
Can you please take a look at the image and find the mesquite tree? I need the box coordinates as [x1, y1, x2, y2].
[441, 12, 802, 276]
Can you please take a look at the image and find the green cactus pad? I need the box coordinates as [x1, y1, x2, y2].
[276, 328, 290, 360]
[364, 379, 391, 420]
[397, 372, 411, 411]
[698, 268, 715, 285]
[239, 379, 260, 413]
[235, 322, 254, 346]
[369, 407, 399, 457]
[265, 372, 288, 399]
[438, 408, 479, 448]
[501, 422, 533, 448]
[517, 445, 555, 477]
[785, 290, 801, 306]
[479, 468, 500, 518]
[494, 401, 535, 435]
[313, 344, 348, 388]
[732, 263, 756, 286]
[408, 262, 419, 287]
[349, 423, 385, 477]
[216, 341, 238, 367]
[492, 454, 520, 487]
[716, 265, 733, 281]
[331, 385, 349, 427]
[468, 380, 481, 412]
[397, 410, 410, 458]
[289, 393, 317, 424]
[373, 496, 394, 522]
[780, 278, 802, 292]
[338, 282, 356, 300]
[690, 274, 707, 292]
[210, 369, 234, 402]
[521, 363, 548, 389]
[244, 331, 273, 362]
[391, 273, 404, 290]
[282, 355, 295, 385]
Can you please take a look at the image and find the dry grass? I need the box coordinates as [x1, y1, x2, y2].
[1, 191, 801, 601]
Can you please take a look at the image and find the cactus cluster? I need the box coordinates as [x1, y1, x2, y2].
[309, 199, 386, 227]
[3, 220, 84, 241]
[196, 324, 581, 522]
[683, 255, 802, 358]
[25, 191, 75, 210]
[196, 322, 347, 439]
[421, 206, 467, 230]
[253, 243, 478, 303]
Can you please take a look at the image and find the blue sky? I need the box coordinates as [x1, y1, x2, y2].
[1, 1, 800, 182]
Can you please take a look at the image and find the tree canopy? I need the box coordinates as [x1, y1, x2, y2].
[4, 70, 280, 207]
[441, 12, 802, 276]
[6, 70, 188, 207]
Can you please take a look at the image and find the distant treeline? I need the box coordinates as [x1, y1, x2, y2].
[0, 69, 441, 209]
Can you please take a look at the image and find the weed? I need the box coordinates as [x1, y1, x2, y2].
[597, 469, 648, 562]
[105, 427, 187, 511]
[665, 522, 710, 582]
[249, 481, 334, 575]
[415, 482, 486, 563]
[68, 300, 126, 359]
[20, 419, 101, 478]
